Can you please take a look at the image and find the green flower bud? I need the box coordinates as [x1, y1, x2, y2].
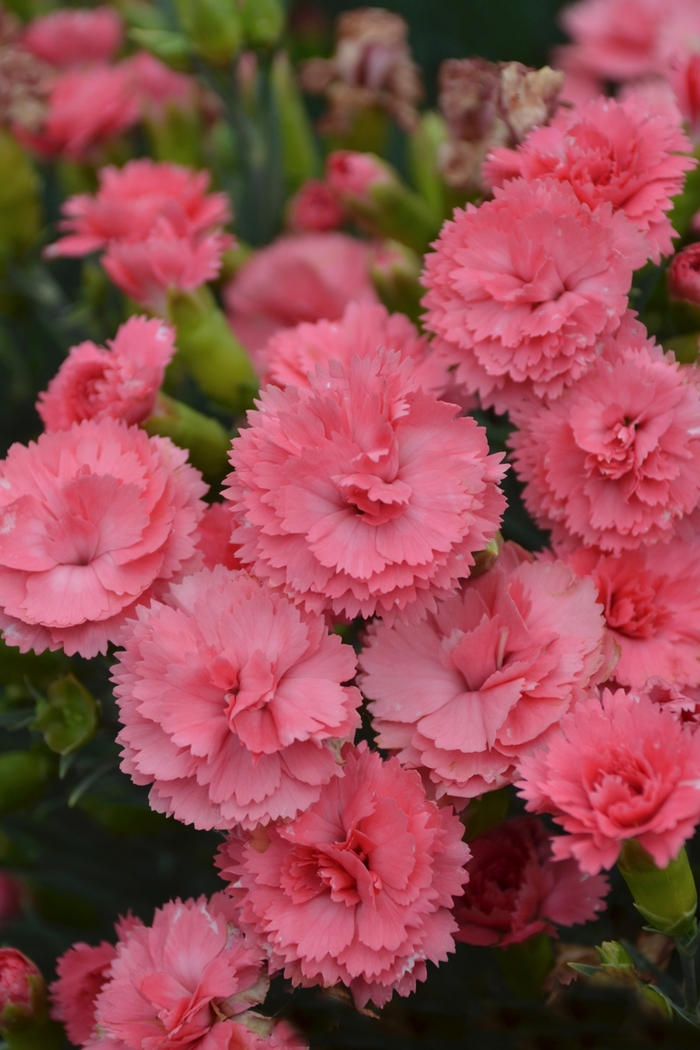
[143, 393, 232, 480]
[369, 240, 423, 324]
[271, 52, 320, 193]
[175, 0, 242, 65]
[239, 0, 285, 49]
[408, 111, 450, 226]
[128, 28, 192, 69]
[618, 839, 697, 937]
[596, 941, 634, 970]
[31, 675, 99, 757]
[0, 752, 51, 817]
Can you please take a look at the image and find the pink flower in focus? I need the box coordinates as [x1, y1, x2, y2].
[484, 93, 695, 263]
[17, 64, 138, 162]
[225, 350, 506, 623]
[0, 419, 206, 659]
[224, 233, 378, 362]
[562, 540, 700, 689]
[359, 542, 611, 801]
[113, 566, 361, 830]
[509, 315, 700, 552]
[453, 816, 609, 947]
[517, 687, 700, 874]
[194, 503, 242, 572]
[264, 300, 444, 395]
[22, 7, 123, 69]
[287, 180, 345, 233]
[216, 742, 470, 1008]
[37, 316, 175, 431]
[421, 178, 644, 414]
[92, 894, 292, 1050]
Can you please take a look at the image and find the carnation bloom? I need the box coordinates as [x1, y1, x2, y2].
[112, 566, 361, 830]
[46, 159, 231, 260]
[36, 316, 175, 431]
[224, 233, 378, 362]
[194, 503, 242, 571]
[642, 677, 700, 732]
[0, 419, 206, 659]
[421, 177, 644, 414]
[484, 93, 694, 263]
[453, 816, 609, 947]
[91, 894, 300, 1050]
[17, 64, 139, 162]
[22, 7, 123, 69]
[287, 180, 345, 233]
[359, 542, 611, 801]
[263, 300, 444, 395]
[561, 539, 700, 689]
[668, 241, 700, 302]
[517, 687, 700, 874]
[225, 350, 506, 623]
[216, 742, 470, 1008]
[509, 315, 700, 552]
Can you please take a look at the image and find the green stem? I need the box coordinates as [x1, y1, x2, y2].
[3, 1018, 65, 1050]
[143, 393, 232, 480]
[681, 949, 698, 1012]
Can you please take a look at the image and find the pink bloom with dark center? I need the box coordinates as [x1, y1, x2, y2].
[264, 300, 444, 395]
[216, 742, 470, 1008]
[22, 7, 123, 69]
[484, 93, 695, 263]
[421, 177, 644, 414]
[359, 542, 611, 801]
[287, 180, 345, 233]
[642, 677, 700, 732]
[37, 316, 175, 431]
[194, 503, 242, 572]
[517, 687, 700, 874]
[453, 816, 609, 947]
[113, 566, 361, 830]
[0, 419, 206, 659]
[225, 350, 506, 623]
[562, 539, 700, 689]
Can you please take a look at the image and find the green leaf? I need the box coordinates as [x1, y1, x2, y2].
[31, 675, 99, 757]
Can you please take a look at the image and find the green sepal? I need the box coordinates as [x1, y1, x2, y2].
[143, 393, 232, 480]
[31, 674, 99, 757]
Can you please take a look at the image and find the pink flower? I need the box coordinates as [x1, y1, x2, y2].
[359, 542, 611, 801]
[453, 816, 609, 947]
[287, 181, 345, 233]
[224, 233, 378, 362]
[0, 419, 206, 659]
[561, 539, 700, 689]
[263, 300, 445, 396]
[46, 159, 231, 260]
[17, 64, 138, 162]
[122, 51, 198, 123]
[421, 177, 644, 414]
[484, 93, 695, 263]
[194, 503, 242, 572]
[225, 350, 506, 623]
[642, 677, 700, 731]
[517, 687, 700, 874]
[216, 742, 470, 1008]
[36, 316, 175, 431]
[668, 242, 700, 302]
[0, 949, 40, 1012]
[671, 52, 700, 141]
[326, 150, 393, 199]
[509, 315, 700, 552]
[112, 566, 361, 830]
[92, 894, 295, 1050]
[22, 7, 123, 69]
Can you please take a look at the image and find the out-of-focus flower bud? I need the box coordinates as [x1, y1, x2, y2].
[31, 675, 99, 757]
[618, 839, 697, 938]
[668, 242, 700, 304]
[0, 752, 51, 817]
[671, 52, 700, 144]
[409, 110, 450, 224]
[287, 179, 344, 233]
[0, 131, 40, 262]
[0, 949, 64, 1049]
[143, 392, 231, 479]
[369, 239, 422, 322]
[667, 242, 700, 352]
[129, 28, 191, 69]
[174, 0, 242, 66]
[271, 51, 320, 193]
[168, 285, 258, 412]
[239, 0, 285, 50]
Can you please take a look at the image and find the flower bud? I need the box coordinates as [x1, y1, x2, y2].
[0, 752, 51, 817]
[369, 239, 422, 323]
[239, 0, 285, 50]
[409, 111, 450, 224]
[0, 949, 64, 1049]
[271, 52, 320, 193]
[668, 242, 700, 305]
[174, 0, 242, 66]
[143, 393, 232, 479]
[618, 839, 697, 937]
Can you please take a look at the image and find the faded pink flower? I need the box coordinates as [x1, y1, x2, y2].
[287, 180, 345, 233]
[92, 894, 298, 1050]
[263, 300, 444, 395]
[194, 503, 242, 572]
[359, 542, 611, 801]
[36, 316, 175, 431]
[225, 350, 506, 623]
[421, 177, 644, 414]
[22, 7, 123, 69]
[17, 64, 138, 162]
[112, 566, 361, 830]
[562, 540, 700, 689]
[510, 315, 700, 552]
[0, 419, 206, 659]
[46, 159, 231, 260]
[454, 816, 609, 947]
[217, 742, 470, 1008]
[224, 233, 378, 363]
[484, 93, 695, 263]
[517, 687, 700, 874]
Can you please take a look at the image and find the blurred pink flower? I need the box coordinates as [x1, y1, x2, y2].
[287, 180, 345, 233]
[0, 419, 206, 659]
[22, 6, 123, 69]
[517, 687, 700, 874]
[37, 316, 175, 431]
[225, 350, 506, 623]
[122, 50, 198, 122]
[217, 742, 470, 1008]
[668, 241, 700, 301]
